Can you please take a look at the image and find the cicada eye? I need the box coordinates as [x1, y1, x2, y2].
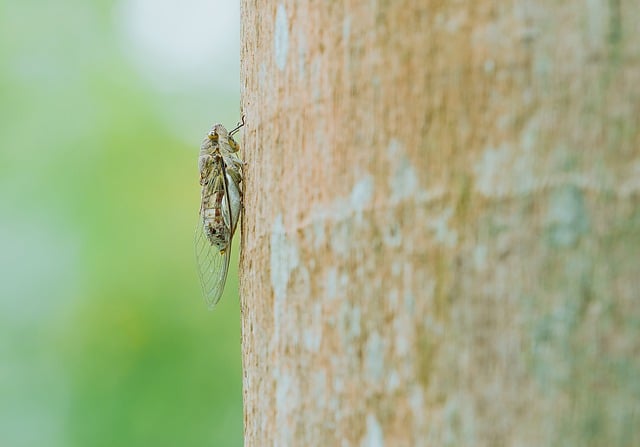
[208, 131, 219, 141]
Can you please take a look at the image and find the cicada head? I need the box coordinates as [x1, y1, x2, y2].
[208, 128, 220, 142]
[212, 124, 228, 139]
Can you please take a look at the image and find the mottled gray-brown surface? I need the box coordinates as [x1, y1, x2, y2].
[239, 1, 640, 445]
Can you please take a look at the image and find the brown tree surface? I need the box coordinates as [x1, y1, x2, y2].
[239, 1, 640, 445]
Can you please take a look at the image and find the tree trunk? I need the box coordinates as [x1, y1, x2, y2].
[239, 1, 640, 446]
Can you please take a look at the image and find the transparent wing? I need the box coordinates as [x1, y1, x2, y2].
[194, 215, 232, 308]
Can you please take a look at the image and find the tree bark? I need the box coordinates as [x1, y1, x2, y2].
[239, 1, 640, 446]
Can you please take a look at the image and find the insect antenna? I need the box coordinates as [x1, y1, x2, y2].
[229, 115, 245, 136]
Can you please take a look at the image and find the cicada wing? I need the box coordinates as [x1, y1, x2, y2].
[222, 171, 242, 236]
[194, 214, 232, 308]
[194, 152, 241, 309]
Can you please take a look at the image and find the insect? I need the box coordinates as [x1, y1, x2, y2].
[195, 117, 244, 307]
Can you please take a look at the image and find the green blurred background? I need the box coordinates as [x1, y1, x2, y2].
[0, 1, 243, 445]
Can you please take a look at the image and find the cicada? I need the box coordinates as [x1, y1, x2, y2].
[195, 118, 244, 307]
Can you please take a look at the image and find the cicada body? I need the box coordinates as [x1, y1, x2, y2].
[195, 120, 244, 307]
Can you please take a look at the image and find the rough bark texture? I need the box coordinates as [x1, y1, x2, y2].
[239, 1, 640, 446]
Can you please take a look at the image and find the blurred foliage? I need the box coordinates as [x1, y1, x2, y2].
[0, 1, 243, 446]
